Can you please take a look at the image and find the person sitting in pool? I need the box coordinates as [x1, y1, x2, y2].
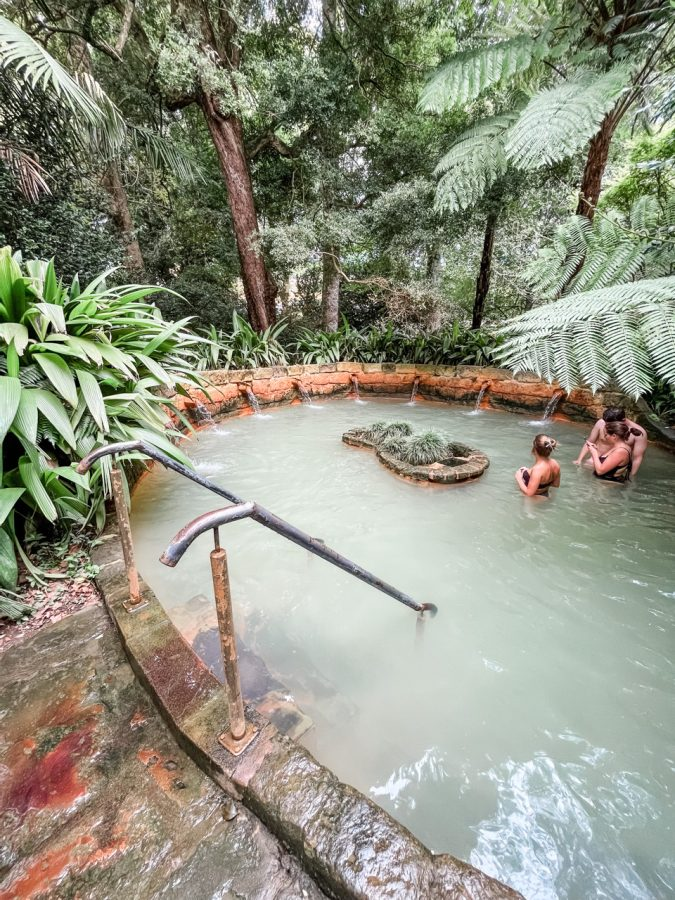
[574, 406, 647, 476]
[515, 434, 561, 497]
[585, 421, 633, 483]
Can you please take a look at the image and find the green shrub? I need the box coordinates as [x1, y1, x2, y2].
[287, 319, 500, 366]
[196, 312, 289, 370]
[0, 246, 201, 610]
[399, 431, 449, 466]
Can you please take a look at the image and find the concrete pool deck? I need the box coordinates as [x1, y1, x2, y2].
[0, 604, 326, 900]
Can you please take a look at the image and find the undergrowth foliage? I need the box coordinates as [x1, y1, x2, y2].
[0, 247, 201, 617]
[197, 320, 502, 369]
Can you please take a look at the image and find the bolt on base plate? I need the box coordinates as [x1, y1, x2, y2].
[218, 722, 259, 756]
[123, 596, 150, 613]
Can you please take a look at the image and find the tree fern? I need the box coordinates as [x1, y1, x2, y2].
[419, 35, 542, 112]
[498, 277, 675, 397]
[434, 113, 519, 212]
[527, 195, 675, 298]
[505, 67, 631, 169]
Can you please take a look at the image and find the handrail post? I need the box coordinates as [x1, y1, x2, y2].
[210, 544, 258, 754]
[110, 461, 148, 613]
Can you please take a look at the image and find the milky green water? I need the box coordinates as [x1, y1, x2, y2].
[130, 398, 675, 900]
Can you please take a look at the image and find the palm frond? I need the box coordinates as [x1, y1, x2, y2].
[76, 73, 201, 180]
[419, 35, 542, 112]
[505, 66, 631, 169]
[498, 277, 675, 397]
[0, 15, 102, 124]
[434, 113, 519, 212]
[0, 140, 49, 200]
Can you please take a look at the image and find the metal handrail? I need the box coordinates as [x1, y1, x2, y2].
[77, 440, 437, 616]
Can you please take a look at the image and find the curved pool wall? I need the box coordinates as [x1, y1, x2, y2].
[174, 362, 669, 442]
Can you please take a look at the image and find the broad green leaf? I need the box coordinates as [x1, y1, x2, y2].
[135, 353, 174, 386]
[34, 302, 67, 333]
[34, 389, 77, 448]
[12, 389, 38, 442]
[97, 343, 136, 378]
[0, 528, 18, 589]
[0, 488, 24, 526]
[0, 376, 21, 444]
[51, 465, 90, 489]
[19, 456, 57, 521]
[34, 352, 78, 407]
[0, 323, 29, 354]
[75, 368, 109, 432]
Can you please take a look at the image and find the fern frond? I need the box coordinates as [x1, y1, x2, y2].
[499, 277, 675, 397]
[505, 66, 630, 169]
[525, 216, 591, 298]
[433, 113, 518, 212]
[419, 35, 541, 112]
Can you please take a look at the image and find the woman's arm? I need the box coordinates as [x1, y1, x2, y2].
[515, 465, 542, 496]
[552, 465, 561, 488]
[588, 444, 629, 476]
[575, 420, 602, 464]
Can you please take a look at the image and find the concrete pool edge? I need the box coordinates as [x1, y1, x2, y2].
[93, 524, 522, 899]
[176, 362, 674, 450]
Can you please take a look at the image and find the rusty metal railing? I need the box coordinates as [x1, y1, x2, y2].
[77, 439, 437, 753]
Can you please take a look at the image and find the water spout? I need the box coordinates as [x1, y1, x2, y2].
[350, 374, 361, 401]
[241, 385, 262, 415]
[542, 390, 565, 421]
[294, 381, 313, 404]
[409, 377, 420, 404]
[474, 382, 489, 412]
[193, 401, 214, 425]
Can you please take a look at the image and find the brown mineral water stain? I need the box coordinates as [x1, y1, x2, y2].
[3, 679, 103, 744]
[2, 725, 94, 820]
[0, 833, 127, 900]
[137, 747, 183, 793]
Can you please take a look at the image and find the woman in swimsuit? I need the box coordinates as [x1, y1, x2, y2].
[585, 421, 632, 483]
[515, 434, 561, 497]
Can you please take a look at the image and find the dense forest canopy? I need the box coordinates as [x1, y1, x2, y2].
[0, 0, 673, 384]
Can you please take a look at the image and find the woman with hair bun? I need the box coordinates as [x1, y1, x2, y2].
[515, 434, 561, 497]
[585, 421, 633, 483]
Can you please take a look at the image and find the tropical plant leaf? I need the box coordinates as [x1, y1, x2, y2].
[34, 352, 78, 407]
[0, 528, 18, 590]
[0, 322, 29, 354]
[0, 15, 102, 123]
[19, 456, 57, 521]
[499, 277, 675, 396]
[505, 66, 631, 170]
[33, 389, 77, 448]
[0, 487, 24, 526]
[0, 375, 21, 443]
[75, 369, 109, 433]
[434, 113, 519, 212]
[419, 35, 542, 111]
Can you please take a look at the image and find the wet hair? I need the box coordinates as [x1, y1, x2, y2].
[605, 421, 630, 441]
[603, 407, 625, 423]
[533, 434, 557, 457]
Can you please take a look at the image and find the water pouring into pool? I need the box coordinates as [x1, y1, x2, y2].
[130, 398, 674, 900]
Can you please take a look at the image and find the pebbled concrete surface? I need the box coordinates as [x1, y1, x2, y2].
[0, 605, 326, 900]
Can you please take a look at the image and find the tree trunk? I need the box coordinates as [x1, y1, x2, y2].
[575, 112, 616, 221]
[472, 211, 497, 330]
[322, 247, 340, 331]
[103, 162, 144, 273]
[426, 244, 441, 284]
[200, 93, 277, 331]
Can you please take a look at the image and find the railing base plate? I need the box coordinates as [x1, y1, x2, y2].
[123, 597, 150, 614]
[218, 722, 259, 756]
